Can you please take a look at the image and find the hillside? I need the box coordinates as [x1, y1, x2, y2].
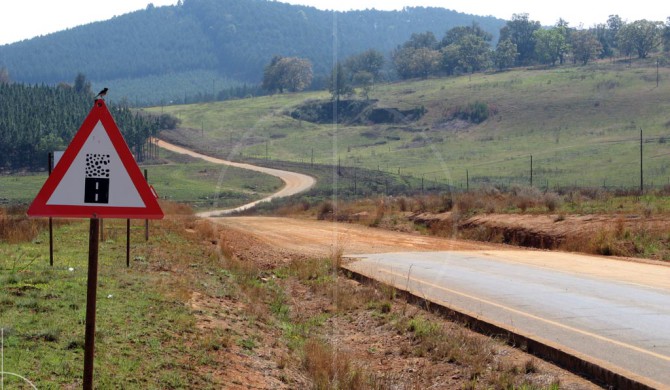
[148, 58, 670, 190]
[0, 0, 505, 105]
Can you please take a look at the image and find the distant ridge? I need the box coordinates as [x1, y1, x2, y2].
[0, 0, 505, 104]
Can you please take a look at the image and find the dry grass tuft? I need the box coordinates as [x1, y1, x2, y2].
[0, 206, 48, 243]
[302, 338, 368, 390]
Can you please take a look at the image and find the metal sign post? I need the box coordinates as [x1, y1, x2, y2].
[83, 218, 100, 390]
[126, 219, 131, 267]
[48, 152, 54, 267]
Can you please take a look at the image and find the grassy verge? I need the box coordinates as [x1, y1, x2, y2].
[0, 203, 225, 388]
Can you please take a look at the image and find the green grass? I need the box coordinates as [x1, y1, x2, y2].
[147, 57, 670, 190]
[0, 174, 50, 205]
[0, 218, 218, 388]
[0, 150, 283, 210]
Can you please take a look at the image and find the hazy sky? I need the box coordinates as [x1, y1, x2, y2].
[1, 0, 668, 45]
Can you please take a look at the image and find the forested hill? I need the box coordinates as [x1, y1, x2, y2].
[0, 82, 166, 170]
[0, 0, 505, 104]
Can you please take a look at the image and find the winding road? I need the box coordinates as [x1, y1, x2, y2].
[155, 139, 316, 217]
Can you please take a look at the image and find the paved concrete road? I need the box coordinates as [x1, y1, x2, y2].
[345, 251, 670, 388]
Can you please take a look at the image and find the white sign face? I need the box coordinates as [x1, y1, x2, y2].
[46, 121, 146, 208]
[53, 151, 64, 168]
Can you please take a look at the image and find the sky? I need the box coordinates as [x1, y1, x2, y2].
[1, 0, 669, 45]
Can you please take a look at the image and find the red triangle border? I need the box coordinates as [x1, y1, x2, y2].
[27, 100, 164, 219]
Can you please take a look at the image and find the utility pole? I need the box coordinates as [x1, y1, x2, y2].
[466, 169, 469, 192]
[530, 155, 533, 187]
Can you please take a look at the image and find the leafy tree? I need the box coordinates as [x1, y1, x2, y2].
[353, 71, 374, 100]
[329, 62, 352, 103]
[499, 13, 541, 65]
[411, 48, 441, 78]
[617, 20, 663, 59]
[595, 15, 624, 58]
[281, 57, 313, 92]
[403, 31, 438, 49]
[343, 49, 385, 82]
[393, 45, 440, 80]
[391, 47, 414, 79]
[440, 22, 492, 47]
[571, 30, 603, 65]
[438, 23, 493, 75]
[493, 39, 518, 70]
[554, 19, 572, 64]
[262, 56, 284, 93]
[533, 27, 568, 66]
[457, 34, 491, 72]
[439, 44, 461, 75]
[262, 56, 313, 93]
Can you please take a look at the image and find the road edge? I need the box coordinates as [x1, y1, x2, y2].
[342, 264, 664, 390]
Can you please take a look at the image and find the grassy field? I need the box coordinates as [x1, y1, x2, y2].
[0, 150, 283, 210]
[0, 205, 222, 388]
[147, 57, 670, 190]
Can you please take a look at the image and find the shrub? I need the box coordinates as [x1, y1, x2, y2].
[317, 201, 334, 220]
[449, 101, 497, 124]
[543, 192, 562, 212]
[302, 338, 367, 389]
[0, 206, 47, 244]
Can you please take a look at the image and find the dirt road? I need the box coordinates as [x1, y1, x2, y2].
[213, 216, 670, 290]
[155, 139, 316, 217]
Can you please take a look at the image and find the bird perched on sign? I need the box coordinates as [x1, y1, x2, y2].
[95, 88, 108, 100]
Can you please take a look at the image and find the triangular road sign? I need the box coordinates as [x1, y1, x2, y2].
[28, 100, 163, 219]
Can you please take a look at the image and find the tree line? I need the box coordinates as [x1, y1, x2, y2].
[390, 14, 670, 79]
[0, 75, 176, 170]
[261, 13, 670, 98]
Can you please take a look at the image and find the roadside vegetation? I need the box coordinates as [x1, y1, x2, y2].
[1, 204, 594, 389]
[245, 185, 670, 262]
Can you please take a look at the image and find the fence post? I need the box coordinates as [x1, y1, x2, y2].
[640, 129, 644, 194]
